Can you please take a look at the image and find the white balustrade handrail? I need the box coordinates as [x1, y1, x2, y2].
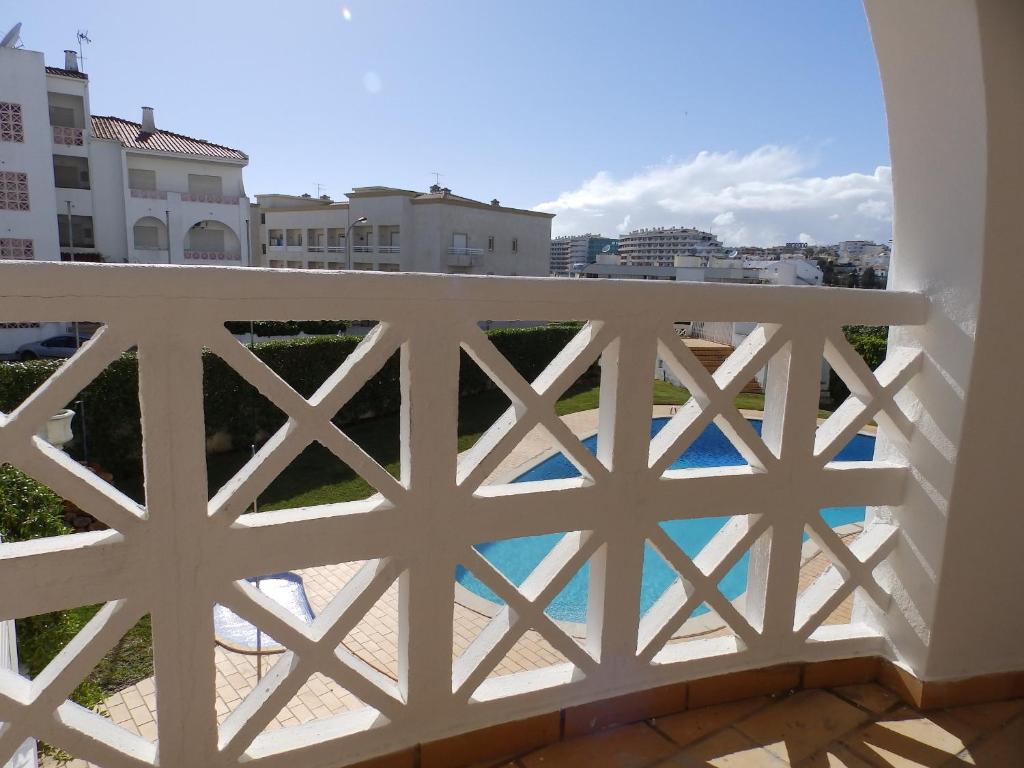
[52, 125, 83, 146]
[181, 192, 241, 205]
[352, 245, 374, 253]
[0, 261, 928, 768]
[130, 188, 168, 200]
[183, 250, 242, 261]
[448, 247, 484, 256]
[378, 246, 401, 254]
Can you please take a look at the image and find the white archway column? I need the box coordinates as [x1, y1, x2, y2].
[865, 0, 1024, 680]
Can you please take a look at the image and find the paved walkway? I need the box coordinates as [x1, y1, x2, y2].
[56, 406, 870, 764]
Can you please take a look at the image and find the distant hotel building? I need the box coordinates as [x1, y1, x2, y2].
[252, 186, 552, 276]
[549, 233, 618, 276]
[617, 226, 725, 267]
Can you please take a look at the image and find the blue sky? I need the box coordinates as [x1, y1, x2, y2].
[11, 0, 892, 245]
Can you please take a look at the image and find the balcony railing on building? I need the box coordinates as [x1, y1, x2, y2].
[0, 262, 929, 768]
[51, 125, 84, 146]
[448, 246, 483, 267]
[181, 192, 241, 205]
[183, 250, 241, 262]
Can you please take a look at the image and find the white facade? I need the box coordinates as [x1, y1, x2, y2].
[549, 235, 572, 276]
[836, 239, 888, 264]
[617, 226, 726, 267]
[253, 186, 552, 276]
[0, 41, 250, 353]
[580, 258, 822, 286]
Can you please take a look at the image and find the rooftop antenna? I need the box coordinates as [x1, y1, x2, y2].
[76, 29, 91, 70]
[431, 171, 443, 186]
[315, 182, 327, 198]
[0, 23, 22, 49]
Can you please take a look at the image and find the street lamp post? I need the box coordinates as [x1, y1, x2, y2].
[345, 216, 368, 270]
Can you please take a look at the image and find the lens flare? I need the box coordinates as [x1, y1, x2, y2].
[363, 71, 382, 94]
[341, 6, 352, 21]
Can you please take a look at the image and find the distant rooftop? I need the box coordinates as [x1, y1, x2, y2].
[44, 65, 87, 80]
[90, 115, 247, 161]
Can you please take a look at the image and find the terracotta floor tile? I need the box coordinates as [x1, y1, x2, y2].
[733, 690, 870, 764]
[521, 723, 675, 768]
[842, 708, 980, 767]
[675, 727, 789, 767]
[834, 685, 902, 715]
[796, 744, 880, 767]
[941, 698, 1024, 733]
[654, 697, 770, 748]
[953, 711, 1024, 766]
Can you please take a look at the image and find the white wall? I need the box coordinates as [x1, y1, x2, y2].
[865, 0, 1024, 681]
[0, 47, 61, 262]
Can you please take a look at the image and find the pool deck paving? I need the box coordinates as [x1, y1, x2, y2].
[53, 406, 875, 766]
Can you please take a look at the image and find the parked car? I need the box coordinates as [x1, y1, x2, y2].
[16, 333, 92, 361]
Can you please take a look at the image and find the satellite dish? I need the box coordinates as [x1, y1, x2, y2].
[1, 23, 21, 49]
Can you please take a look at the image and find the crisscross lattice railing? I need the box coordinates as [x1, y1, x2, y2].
[0, 263, 927, 767]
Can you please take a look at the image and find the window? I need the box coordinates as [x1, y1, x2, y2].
[512, 238, 518, 252]
[268, 259, 284, 268]
[378, 263, 400, 272]
[487, 236, 495, 252]
[260, 213, 266, 224]
[353, 262, 374, 270]
[0, 172, 29, 211]
[48, 105, 75, 128]
[133, 224, 160, 250]
[57, 214, 95, 248]
[0, 238, 33, 260]
[452, 233, 468, 250]
[187, 174, 223, 197]
[128, 168, 157, 191]
[0, 103, 24, 142]
[261, 243, 267, 255]
[53, 155, 90, 189]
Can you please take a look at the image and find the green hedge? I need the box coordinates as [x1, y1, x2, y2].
[0, 464, 106, 714]
[829, 325, 889, 405]
[224, 320, 348, 337]
[0, 325, 587, 473]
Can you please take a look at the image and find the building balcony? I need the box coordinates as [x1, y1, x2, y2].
[448, 246, 483, 267]
[0, 259, 1022, 766]
[180, 192, 241, 205]
[130, 188, 168, 200]
[51, 125, 83, 146]
[183, 250, 242, 262]
[352, 245, 375, 254]
[378, 245, 401, 255]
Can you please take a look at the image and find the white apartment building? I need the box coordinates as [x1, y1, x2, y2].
[580, 256, 823, 286]
[617, 226, 726, 267]
[252, 186, 552, 276]
[0, 36, 251, 351]
[836, 239, 889, 263]
[549, 235, 572, 275]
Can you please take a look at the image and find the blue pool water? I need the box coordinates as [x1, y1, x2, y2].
[456, 418, 875, 623]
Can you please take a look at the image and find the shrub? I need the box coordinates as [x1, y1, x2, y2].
[829, 325, 889, 405]
[224, 320, 348, 337]
[0, 325, 588, 470]
[0, 464, 106, 717]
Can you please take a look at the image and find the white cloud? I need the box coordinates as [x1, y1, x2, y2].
[535, 146, 892, 247]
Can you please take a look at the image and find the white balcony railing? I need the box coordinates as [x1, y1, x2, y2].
[307, 246, 325, 253]
[352, 245, 374, 254]
[130, 188, 168, 200]
[183, 250, 242, 262]
[448, 247, 483, 267]
[326, 245, 346, 253]
[0, 262, 928, 768]
[181, 192, 241, 205]
[51, 125, 83, 146]
[378, 246, 401, 255]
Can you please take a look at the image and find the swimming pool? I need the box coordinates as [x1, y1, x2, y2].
[456, 417, 875, 623]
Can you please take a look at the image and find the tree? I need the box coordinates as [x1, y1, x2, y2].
[861, 267, 878, 289]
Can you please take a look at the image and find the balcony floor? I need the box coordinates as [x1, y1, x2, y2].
[501, 684, 1024, 767]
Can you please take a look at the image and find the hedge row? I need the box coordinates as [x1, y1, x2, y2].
[829, 325, 889, 405]
[0, 325, 588, 473]
[224, 320, 348, 337]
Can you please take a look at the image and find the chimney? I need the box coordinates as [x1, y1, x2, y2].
[141, 106, 156, 134]
[64, 50, 79, 72]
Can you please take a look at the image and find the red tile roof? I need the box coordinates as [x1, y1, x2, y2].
[45, 66, 88, 80]
[90, 115, 247, 161]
